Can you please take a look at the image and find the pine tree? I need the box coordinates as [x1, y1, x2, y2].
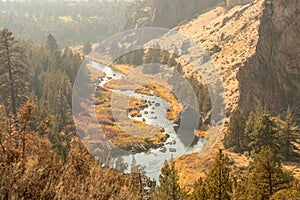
[46, 34, 58, 53]
[278, 106, 299, 159]
[245, 146, 292, 199]
[130, 156, 147, 199]
[83, 41, 92, 55]
[224, 109, 247, 153]
[157, 158, 185, 200]
[248, 114, 279, 153]
[167, 54, 177, 67]
[115, 156, 128, 173]
[0, 29, 29, 115]
[270, 189, 300, 200]
[206, 149, 232, 200]
[190, 178, 207, 200]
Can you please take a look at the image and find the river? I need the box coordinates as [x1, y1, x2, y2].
[90, 61, 206, 180]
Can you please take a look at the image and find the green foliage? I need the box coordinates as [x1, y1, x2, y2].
[270, 189, 300, 200]
[249, 114, 279, 154]
[157, 158, 186, 200]
[189, 178, 207, 200]
[244, 146, 293, 199]
[0, 29, 30, 115]
[46, 34, 58, 52]
[205, 150, 233, 200]
[0, 0, 129, 47]
[224, 109, 248, 153]
[277, 106, 299, 159]
[82, 41, 92, 55]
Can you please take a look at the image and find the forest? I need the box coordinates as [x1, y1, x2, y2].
[0, 0, 129, 47]
[0, 27, 300, 199]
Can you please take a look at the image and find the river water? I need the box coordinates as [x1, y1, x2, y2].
[90, 61, 206, 180]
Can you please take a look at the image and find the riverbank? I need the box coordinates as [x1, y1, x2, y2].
[104, 79, 182, 121]
[94, 88, 167, 153]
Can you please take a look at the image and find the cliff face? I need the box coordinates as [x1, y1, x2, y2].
[125, 0, 224, 29]
[152, 0, 223, 28]
[238, 0, 300, 116]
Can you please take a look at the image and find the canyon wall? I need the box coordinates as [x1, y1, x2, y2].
[125, 0, 224, 29]
[238, 0, 300, 117]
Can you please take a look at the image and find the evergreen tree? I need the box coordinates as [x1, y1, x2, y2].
[245, 147, 292, 199]
[0, 29, 29, 115]
[46, 34, 58, 52]
[278, 106, 299, 159]
[190, 177, 207, 200]
[224, 109, 247, 153]
[270, 189, 300, 200]
[245, 111, 255, 152]
[83, 41, 92, 55]
[248, 114, 279, 153]
[130, 156, 146, 175]
[130, 50, 144, 66]
[205, 149, 232, 200]
[115, 156, 128, 173]
[130, 156, 147, 199]
[168, 54, 177, 67]
[157, 158, 185, 200]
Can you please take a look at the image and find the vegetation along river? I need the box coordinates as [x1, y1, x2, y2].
[91, 61, 206, 180]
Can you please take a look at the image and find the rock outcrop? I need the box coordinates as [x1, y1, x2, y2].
[238, 0, 300, 118]
[125, 0, 224, 29]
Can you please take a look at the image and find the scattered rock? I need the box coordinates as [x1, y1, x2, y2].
[159, 147, 167, 153]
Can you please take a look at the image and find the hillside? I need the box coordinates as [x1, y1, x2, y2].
[1, 0, 300, 199]
[238, 0, 300, 120]
[167, 0, 300, 188]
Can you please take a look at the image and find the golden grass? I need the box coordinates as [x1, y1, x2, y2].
[194, 130, 208, 138]
[93, 88, 166, 151]
[146, 83, 182, 121]
[110, 63, 134, 74]
[134, 87, 152, 95]
[104, 79, 152, 96]
[104, 79, 137, 91]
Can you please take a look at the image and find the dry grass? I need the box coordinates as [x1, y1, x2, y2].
[104, 79, 152, 95]
[146, 83, 182, 121]
[94, 89, 166, 151]
[110, 63, 134, 74]
[75, 65, 167, 152]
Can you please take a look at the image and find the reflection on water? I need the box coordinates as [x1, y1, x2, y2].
[89, 61, 206, 180]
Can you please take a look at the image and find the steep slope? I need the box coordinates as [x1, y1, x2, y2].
[125, 0, 224, 29]
[238, 0, 300, 118]
[178, 0, 263, 114]
[173, 0, 264, 188]
[152, 0, 224, 28]
[175, 0, 300, 188]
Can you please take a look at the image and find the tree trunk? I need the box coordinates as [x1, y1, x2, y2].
[5, 36, 17, 115]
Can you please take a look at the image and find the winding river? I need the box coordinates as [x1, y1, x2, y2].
[91, 61, 206, 180]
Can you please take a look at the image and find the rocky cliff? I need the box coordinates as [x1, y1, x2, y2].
[168, 0, 300, 187]
[238, 0, 300, 118]
[152, 0, 224, 28]
[125, 0, 224, 29]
